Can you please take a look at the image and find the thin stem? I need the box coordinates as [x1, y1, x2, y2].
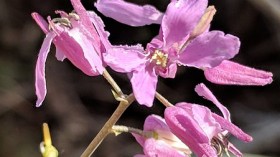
[111, 125, 154, 138]
[155, 92, 174, 107]
[81, 94, 135, 157]
[102, 69, 125, 98]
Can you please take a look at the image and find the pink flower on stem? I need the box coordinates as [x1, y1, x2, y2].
[96, 0, 239, 107]
[133, 115, 191, 157]
[164, 83, 253, 157]
[96, 0, 273, 87]
[32, 0, 108, 107]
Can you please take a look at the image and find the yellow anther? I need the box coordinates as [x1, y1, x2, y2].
[40, 123, 58, 157]
[150, 50, 168, 68]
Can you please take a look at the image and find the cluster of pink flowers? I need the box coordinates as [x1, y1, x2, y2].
[32, 0, 273, 156]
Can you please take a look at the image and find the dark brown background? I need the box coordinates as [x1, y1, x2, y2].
[0, 0, 279, 156]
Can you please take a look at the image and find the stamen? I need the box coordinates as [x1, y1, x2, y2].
[68, 12, 80, 20]
[211, 138, 223, 156]
[52, 17, 71, 27]
[48, 12, 80, 31]
[150, 50, 168, 68]
[211, 136, 231, 157]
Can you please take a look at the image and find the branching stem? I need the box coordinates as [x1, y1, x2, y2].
[102, 69, 125, 98]
[81, 94, 135, 157]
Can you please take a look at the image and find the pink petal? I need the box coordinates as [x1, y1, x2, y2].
[195, 83, 231, 121]
[144, 115, 170, 132]
[70, 0, 101, 51]
[35, 32, 56, 107]
[212, 113, 253, 143]
[146, 34, 164, 52]
[162, 0, 207, 47]
[133, 115, 170, 149]
[143, 138, 186, 157]
[31, 12, 49, 34]
[131, 66, 157, 107]
[55, 47, 66, 61]
[228, 142, 243, 157]
[178, 31, 240, 69]
[165, 104, 217, 157]
[132, 133, 145, 148]
[158, 63, 177, 78]
[57, 28, 104, 76]
[87, 11, 111, 50]
[177, 104, 222, 140]
[95, 0, 163, 26]
[204, 60, 273, 86]
[103, 45, 146, 73]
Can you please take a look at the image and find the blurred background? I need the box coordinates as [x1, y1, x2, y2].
[0, 0, 279, 156]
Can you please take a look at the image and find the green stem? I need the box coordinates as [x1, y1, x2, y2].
[80, 94, 135, 157]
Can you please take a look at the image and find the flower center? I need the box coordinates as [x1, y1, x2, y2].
[150, 50, 168, 68]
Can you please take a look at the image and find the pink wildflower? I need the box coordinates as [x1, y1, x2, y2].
[133, 115, 191, 157]
[32, 0, 107, 107]
[97, 0, 239, 107]
[164, 83, 253, 157]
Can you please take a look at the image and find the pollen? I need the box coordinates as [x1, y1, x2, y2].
[150, 50, 168, 68]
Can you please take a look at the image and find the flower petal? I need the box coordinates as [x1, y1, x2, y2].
[158, 63, 177, 78]
[178, 104, 222, 140]
[144, 115, 169, 131]
[103, 44, 146, 73]
[204, 60, 273, 86]
[212, 113, 253, 142]
[31, 12, 49, 34]
[178, 31, 240, 69]
[55, 47, 66, 61]
[165, 104, 217, 157]
[70, 0, 101, 50]
[131, 66, 157, 107]
[195, 83, 231, 121]
[162, 0, 207, 47]
[143, 138, 186, 157]
[95, 0, 163, 26]
[228, 142, 243, 157]
[132, 133, 145, 148]
[35, 32, 56, 107]
[87, 11, 111, 50]
[56, 28, 104, 76]
[133, 115, 170, 149]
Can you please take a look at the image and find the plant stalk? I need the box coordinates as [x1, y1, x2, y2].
[80, 94, 135, 157]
